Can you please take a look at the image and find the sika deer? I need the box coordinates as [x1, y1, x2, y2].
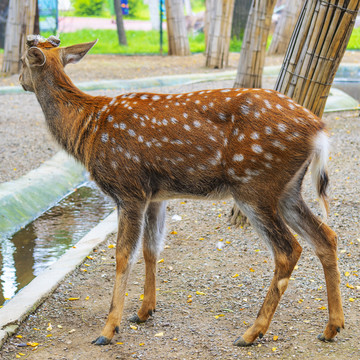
[19, 36, 344, 347]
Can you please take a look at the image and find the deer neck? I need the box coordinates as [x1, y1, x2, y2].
[33, 66, 96, 160]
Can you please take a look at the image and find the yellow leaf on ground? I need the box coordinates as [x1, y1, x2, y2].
[249, 268, 255, 272]
[349, 298, 355, 302]
[116, 342, 124, 345]
[272, 347, 277, 352]
[273, 335, 278, 341]
[318, 306, 327, 310]
[27, 342, 39, 347]
[154, 332, 164, 337]
[345, 271, 350, 277]
[67, 297, 80, 301]
[108, 244, 115, 249]
[139, 342, 145, 346]
[346, 283, 354, 289]
[85, 296, 90, 300]
[140, 294, 144, 300]
[196, 291, 206, 295]
[130, 325, 137, 330]
[170, 231, 177, 234]
[157, 258, 164, 263]
[15, 335, 23, 338]
[232, 274, 239, 278]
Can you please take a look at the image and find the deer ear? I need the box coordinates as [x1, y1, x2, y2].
[61, 40, 98, 66]
[27, 47, 46, 66]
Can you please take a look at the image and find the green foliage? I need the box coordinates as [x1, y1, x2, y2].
[347, 28, 360, 50]
[71, 0, 105, 16]
[191, 0, 206, 13]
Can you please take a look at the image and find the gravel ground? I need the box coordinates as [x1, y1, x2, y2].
[0, 52, 359, 359]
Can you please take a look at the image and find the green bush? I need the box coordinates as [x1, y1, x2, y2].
[71, 0, 104, 16]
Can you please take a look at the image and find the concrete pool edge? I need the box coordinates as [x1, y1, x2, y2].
[0, 151, 87, 239]
[0, 210, 117, 347]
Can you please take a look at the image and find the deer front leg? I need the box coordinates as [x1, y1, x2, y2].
[129, 201, 167, 323]
[92, 201, 148, 345]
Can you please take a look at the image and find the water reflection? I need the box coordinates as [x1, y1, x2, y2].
[0, 182, 115, 305]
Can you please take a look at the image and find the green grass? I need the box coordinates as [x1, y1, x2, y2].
[347, 27, 360, 50]
[42, 29, 208, 54]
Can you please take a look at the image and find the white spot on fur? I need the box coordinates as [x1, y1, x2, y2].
[107, 115, 114, 122]
[278, 123, 287, 132]
[183, 113, 188, 119]
[265, 126, 272, 135]
[238, 134, 245, 142]
[128, 129, 136, 137]
[276, 104, 283, 110]
[184, 124, 191, 131]
[251, 132, 259, 140]
[264, 99, 272, 109]
[193, 120, 201, 128]
[152, 95, 161, 101]
[101, 133, 109, 143]
[208, 135, 217, 142]
[264, 153, 273, 160]
[252, 144, 263, 153]
[241, 105, 250, 115]
[120, 123, 126, 130]
[233, 154, 244, 162]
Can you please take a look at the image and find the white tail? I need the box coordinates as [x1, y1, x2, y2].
[19, 37, 344, 349]
[311, 131, 330, 218]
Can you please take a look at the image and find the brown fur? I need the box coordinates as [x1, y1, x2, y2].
[19, 37, 344, 347]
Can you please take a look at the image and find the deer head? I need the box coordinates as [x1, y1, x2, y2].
[19, 35, 97, 93]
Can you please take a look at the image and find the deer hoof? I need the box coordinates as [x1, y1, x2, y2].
[129, 314, 146, 323]
[317, 334, 334, 342]
[91, 335, 111, 345]
[233, 336, 252, 347]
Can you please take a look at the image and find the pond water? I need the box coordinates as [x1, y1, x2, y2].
[0, 182, 115, 306]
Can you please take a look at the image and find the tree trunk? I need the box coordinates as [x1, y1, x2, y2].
[275, 0, 360, 117]
[233, 0, 276, 88]
[165, 0, 190, 56]
[267, 0, 304, 55]
[2, 0, 36, 74]
[114, 0, 127, 46]
[205, 0, 235, 69]
[231, 0, 252, 40]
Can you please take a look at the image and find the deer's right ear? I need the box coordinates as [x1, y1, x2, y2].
[61, 40, 98, 66]
[27, 47, 46, 66]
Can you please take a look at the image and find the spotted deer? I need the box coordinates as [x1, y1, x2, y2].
[19, 36, 344, 347]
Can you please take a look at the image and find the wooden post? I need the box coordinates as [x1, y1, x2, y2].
[2, 0, 36, 74]
[234, 0, 277, 88]
[267, 0, 304, 55]
[275, 0, 360, 117]
[165, 0, 190, 56]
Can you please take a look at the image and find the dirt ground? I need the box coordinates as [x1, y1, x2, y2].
[0, 51, 359, 359]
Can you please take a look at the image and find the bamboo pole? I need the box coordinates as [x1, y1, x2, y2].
[234, 0, 277, 88]
[268, 0, 304, 55]
[275, 0, 360, 117]
[205, 0, 235, 69]
[2, 0, 36, 74]
[165, 0, 190, 56]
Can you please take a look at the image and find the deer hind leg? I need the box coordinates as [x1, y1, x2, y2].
[129, 201, 167, 323]
[279, 193, 344, 341]
[92, 201, 148, 345]
[232, 201, 302, 347]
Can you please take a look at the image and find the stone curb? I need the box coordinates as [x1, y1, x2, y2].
[0, 151, 87, 239]
[0, 211, 117, 347]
